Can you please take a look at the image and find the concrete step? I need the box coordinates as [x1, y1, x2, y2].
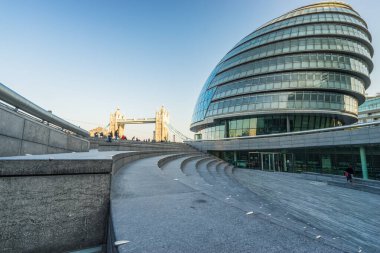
[182, 157, 210, 186]
[299, 172, 380, 195]
[196, 159, 218, 186]
[157, 153, 198, 169]
[180, 155, 205, 174]
[158, 155, 195, 180]
[158, 154, 338, 249]
[327, 181, 380, 195]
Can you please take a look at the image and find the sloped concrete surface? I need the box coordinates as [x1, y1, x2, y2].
[234, 170, 380, 253]
[111, 156, 350, 253]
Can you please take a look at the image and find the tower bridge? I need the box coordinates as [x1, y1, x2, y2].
[109, 106, 170, 142]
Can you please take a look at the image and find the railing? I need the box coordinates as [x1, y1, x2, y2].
[0, 83, 89, 137]
[186, 120, 380, 142]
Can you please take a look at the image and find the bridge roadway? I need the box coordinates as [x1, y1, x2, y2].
[111, 154, 380, 253]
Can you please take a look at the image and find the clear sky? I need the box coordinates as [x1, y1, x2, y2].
[1, 0, 379, 140]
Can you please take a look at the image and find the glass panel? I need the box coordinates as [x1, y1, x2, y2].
[308, 116, 315, 130]
[294, 115, 302, 131]
[301, 115, 309, 130]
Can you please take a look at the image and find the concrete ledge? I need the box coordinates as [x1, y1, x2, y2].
[0, 157, 112, 253]
[0, 173, 111, 253]
[90, 139, 197, 153]
[111, 151, 182, 174]
[180, 155, 206, 172]
[0, 150, 188, 253]
[157, 153, 198, 169]
[299, 172, 380, 188]
[327, 181, 380, 195]
[195, 157, 213, 169]
[99, 144, 193, 152]
[0, 159, 113, 176]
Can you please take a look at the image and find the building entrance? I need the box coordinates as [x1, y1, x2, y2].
[262, 153, 280, 171]
[248, 152, 293, 172]
[248, 152, 261, 169]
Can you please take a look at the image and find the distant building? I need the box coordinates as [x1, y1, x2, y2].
[89, 126, 108, 137]
[358, 94, 380, 123]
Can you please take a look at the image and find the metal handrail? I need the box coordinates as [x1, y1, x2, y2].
[186, 120, 380, 142]
[0, 83, 89, 137]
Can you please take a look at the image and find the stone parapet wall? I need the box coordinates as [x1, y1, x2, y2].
[0, 150, 188, 253]
[0, 105, 89, 157]
[0, 157, 113, 253]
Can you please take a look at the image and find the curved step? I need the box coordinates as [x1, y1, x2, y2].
[208, 160, 227, 182]
[215, 161, 225, 174]
[157, 152, 198, 169]
[183, 156, 208, 176]
[196, 159, 219, 186]
[194, 157, 213, 169]
[158, 154, 199, 180]
[180, 155, 205, 174]
[206, 160, 220, 180]
[181, 156, 213, 188]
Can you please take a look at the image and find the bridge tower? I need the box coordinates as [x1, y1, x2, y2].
[154, 106, 169, 142]
[109, 108, 125, 137]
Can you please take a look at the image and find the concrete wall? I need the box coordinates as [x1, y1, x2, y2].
[0, 151, 184, 253]
[0, 159, 113, 253]
[0, 105, 89, 157]
[187, 124, 380, 152]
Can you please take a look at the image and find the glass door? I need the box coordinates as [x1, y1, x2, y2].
[248, 152, 261, 169]
[261, 153, 282, 171]
[273, 153, 281, 171]
[262, 153, 274, 171]
[285, 153, 294, 172]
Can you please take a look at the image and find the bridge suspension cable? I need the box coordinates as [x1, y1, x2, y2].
[165, 123, 192, 141]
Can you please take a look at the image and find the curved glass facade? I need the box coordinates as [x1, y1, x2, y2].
[197, 115, 343, 140]
[207, 91, 358, 117]
[225, 23, 372, 61]
[191, 2, 373, 139]
[211, 53, 369, 87]
[220, 37, 372, 73]
[213, 72, 366, 102]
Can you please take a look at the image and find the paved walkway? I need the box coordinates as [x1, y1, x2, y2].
[110, 155, 376, 253]
[234, 170, 380, 253]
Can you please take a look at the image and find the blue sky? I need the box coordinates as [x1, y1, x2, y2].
[0, 0, 379, 139]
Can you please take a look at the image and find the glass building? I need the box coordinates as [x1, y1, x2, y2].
[190, 1, 373, 140]
[358, 94, 380, 123]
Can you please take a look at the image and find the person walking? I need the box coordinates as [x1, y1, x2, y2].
[344, 165, 354, 183]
